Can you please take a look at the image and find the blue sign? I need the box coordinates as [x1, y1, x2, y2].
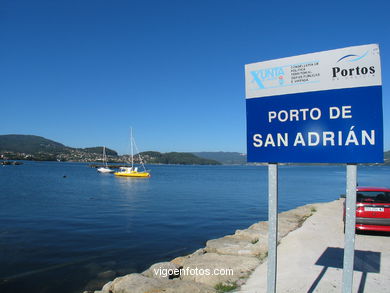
[245, 44, 383, 163]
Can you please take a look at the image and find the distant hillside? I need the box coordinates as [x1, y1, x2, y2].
[192, 152, 247, 164]
[2, 134, 389, 165]
[0, 134, 119, 161]
[385, 150, 390, 164]
[0, 134, 70, 154]
[194, 151, 390, 165]
[0, 134, 118, 156]
[82, 147, 118, 156]
[140, 151, 221, 165]
[0, 134, 220, 164]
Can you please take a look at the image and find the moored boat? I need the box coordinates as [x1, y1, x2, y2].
[114, 166, 150, 178]
[114, 128, 150, 178]
[97, 146, 114, 173]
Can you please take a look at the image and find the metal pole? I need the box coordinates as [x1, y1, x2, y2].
[342, 164, 357, 293]
[267, 163, 278, 293]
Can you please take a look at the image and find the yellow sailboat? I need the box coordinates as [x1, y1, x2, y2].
[114, 128, 151, 178]
[114, 166, 150, 178]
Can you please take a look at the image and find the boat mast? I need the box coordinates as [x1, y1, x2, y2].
[103, 146, 107, 167]
[130, 127, 134, 169]
[132, 135, 147, 172]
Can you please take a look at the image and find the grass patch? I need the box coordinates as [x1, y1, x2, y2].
[297, 208, 317, 227]
[255, 251, 268, 261]
[215, 282, 238, 292]
[298, 215, 310, 227]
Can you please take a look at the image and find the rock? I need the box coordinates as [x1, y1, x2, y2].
[205, 236, 267, 257]
[142, 262, 180, 279]
[169, 248, 205, 268]
[278, 204, 315, 238]
[100, 281, 112, 293]
[170, 256, 187, 267]
[233, 227, 267, 242]
[157, 279, 216, 293]
[180, 252, 260, 287]
[98, 273, 215, 293]
[191, 248, 206, 256]
[249, 221, 268, 230]
[103, 274, 162, 293]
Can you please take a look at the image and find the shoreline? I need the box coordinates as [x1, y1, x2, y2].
[88, 202, 319, 293]
[3, 159, 390, 167]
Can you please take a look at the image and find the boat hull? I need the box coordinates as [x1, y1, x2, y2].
[97, 167, 114, 173]
[114, 171, 150, 178]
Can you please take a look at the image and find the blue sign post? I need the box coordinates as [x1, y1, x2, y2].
[245, 44, 383, 293]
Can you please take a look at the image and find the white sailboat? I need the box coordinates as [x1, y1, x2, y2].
[97, 146, 114, 173]
[114, 128, 150, 178]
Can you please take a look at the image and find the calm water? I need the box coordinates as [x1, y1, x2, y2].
[0, 162, 389, 293]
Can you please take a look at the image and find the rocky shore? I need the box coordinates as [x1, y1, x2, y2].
[0, 160, 23, 165]
[88, 204, 317, 293]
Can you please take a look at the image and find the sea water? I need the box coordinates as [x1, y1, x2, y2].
[0, 162, 389, 293]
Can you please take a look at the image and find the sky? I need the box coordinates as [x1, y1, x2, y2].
[1, 0, 390, 154]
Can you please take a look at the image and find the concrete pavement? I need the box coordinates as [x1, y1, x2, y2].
[238, 199, 390, 293]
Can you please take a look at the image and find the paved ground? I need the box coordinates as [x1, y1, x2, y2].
[238, 199, 390, 293]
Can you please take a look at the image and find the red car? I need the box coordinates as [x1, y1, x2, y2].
[353, 186, 390, 232]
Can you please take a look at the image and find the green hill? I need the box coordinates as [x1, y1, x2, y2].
[0, 134, 69, 154]
[384, 150, 390, 164]
[192, 152, 247, 164]
[2, 134, 389, 165]
[82, 147, 118, 156]
[0, 134, 118, 156]
[0, 134, 120, 161]
[0, 135, 218, 164]
[140, 151, 221, 165]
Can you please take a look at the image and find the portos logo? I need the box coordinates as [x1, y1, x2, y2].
[332, 51, 375, 78]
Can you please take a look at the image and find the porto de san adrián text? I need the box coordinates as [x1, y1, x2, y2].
[252, 105, 376, 148]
